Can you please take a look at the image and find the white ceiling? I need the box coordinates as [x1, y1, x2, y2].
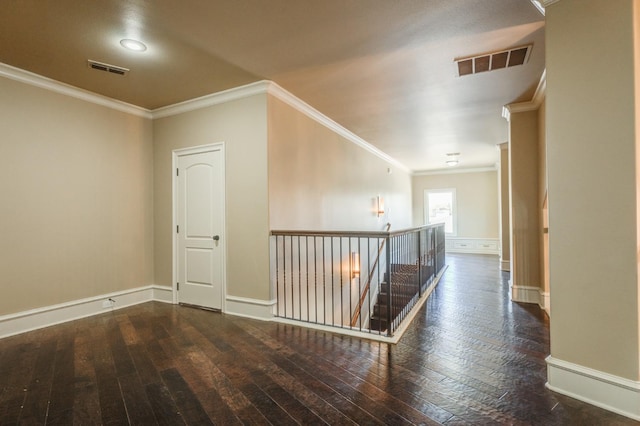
[0, 0, 545, 173]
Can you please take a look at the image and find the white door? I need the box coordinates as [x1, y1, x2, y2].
[176, 146, 224, 310]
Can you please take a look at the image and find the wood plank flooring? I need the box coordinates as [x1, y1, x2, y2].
[0, 253, 637, 425]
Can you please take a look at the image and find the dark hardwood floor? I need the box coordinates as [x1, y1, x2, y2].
[0, 253, 637, 425]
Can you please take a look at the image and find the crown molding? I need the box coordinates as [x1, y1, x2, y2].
[0, 62, 152, 118]
[266, 82, 410, 173]
[532, 68, 547, 105]
[0, 61, 411, 172]
[413, 165, 497, 176]
[531, 0, 561, 16]
[151, 80, 271, 119]
[502, 68, 546, 121]
[152, 79, 410, 172]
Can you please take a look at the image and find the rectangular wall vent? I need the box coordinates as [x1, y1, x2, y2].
[87, 60, 129, 76]
[455, 45, 532, 77]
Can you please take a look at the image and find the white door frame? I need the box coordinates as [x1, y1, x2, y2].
[172, 142, 226, 310]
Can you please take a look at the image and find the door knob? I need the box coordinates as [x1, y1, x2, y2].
[212, 235, 220, 241]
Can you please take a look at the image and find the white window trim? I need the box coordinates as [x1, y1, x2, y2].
[424, 188, 457, 236]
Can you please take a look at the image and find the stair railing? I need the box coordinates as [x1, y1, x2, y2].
[270, 223, 446, 337]
[350, 223, 391, 327]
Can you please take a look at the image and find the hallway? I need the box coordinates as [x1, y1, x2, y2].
[0, 254, 636, 424]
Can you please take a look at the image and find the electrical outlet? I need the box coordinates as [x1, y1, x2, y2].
[102, 299, 115, 308]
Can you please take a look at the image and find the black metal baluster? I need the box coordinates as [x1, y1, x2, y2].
[297, 236, 301, 320]
[363, 237, 368, 332]
[313, 236, 317, 323]
[386, 234, 392, 336]
[331, 237, 335, 327]
[290, 235, 294, 320]
[322, 236, 326, 325]
[282, 235, 287, 318]
[417, 230, 422, 297]
[275, 235, 280, 317]
[305, 236, 309, 323]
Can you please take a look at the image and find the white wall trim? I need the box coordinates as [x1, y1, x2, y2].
[532, 69, 546, 105]
[266, 82, 410, 173]
[503, 101, 539, 120]
[272, 317, 403, 344]
[542, 0, 561, 7]
[0, 62, 152, 118]
[500, 258, 511, 271]
[151, 80, 271, 119]
[511, 285, 550, 314]
[272, 317, 397, 343]
[510, 284, 541, 304]
[539, 290, 550, 316]
[225, 296, 276, 321]
[445, 237, 500, 255]
[1, 62, 411, 174]
[502, 69, 546, 122]
[0, 285, 172, 339]
[413, 166, 497, 176]
[153, 285, 174, 303]
[546, 356, 640, 421]
[149, 78, 411, 174]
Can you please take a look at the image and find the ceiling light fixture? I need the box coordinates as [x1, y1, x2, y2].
[120, 38, 147, 52]
[446, 152, 460, 167]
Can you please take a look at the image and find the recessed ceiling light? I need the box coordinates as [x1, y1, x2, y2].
[120, 39, 147, 52]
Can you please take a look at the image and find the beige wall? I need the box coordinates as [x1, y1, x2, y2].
[0, 76, 154, 316]
[538, 99, 547, 207]
[268, 95, 412, 231]
[411, 171, 499, 238]
[547, 0, 639, 380]
[509, 110, 540, 289]
[498, 144, 510, 268]
[153, 94, 270, 300]
[537, 99, 549, 296]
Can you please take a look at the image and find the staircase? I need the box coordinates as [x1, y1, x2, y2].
[369, 264, 422, 333]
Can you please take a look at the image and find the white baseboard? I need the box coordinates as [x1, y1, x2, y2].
[546, 356, 640, 421]
[510, 284, 541, 304]
[225, 295, 276, 321]
[152, 285, 174, 303]
[0, 285, 173, 339]
[500, 258, 511, 271]
[511, 285, 551, 316]
[539, 290, 550, 316]
[445, 237, 499, 255]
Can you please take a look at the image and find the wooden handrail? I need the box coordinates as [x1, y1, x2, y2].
[350, 223, 391, 327]
[270, 223, 439, 238]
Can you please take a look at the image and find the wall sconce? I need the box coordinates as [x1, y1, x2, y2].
[351, 252, 360, 279]
[377, 195, 385, 217]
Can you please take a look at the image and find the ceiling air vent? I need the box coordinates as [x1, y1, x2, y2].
[87, 60, 129, 76]
[455, 45, 532, 77]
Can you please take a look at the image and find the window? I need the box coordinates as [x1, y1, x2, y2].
[424, 189, 456, 234]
